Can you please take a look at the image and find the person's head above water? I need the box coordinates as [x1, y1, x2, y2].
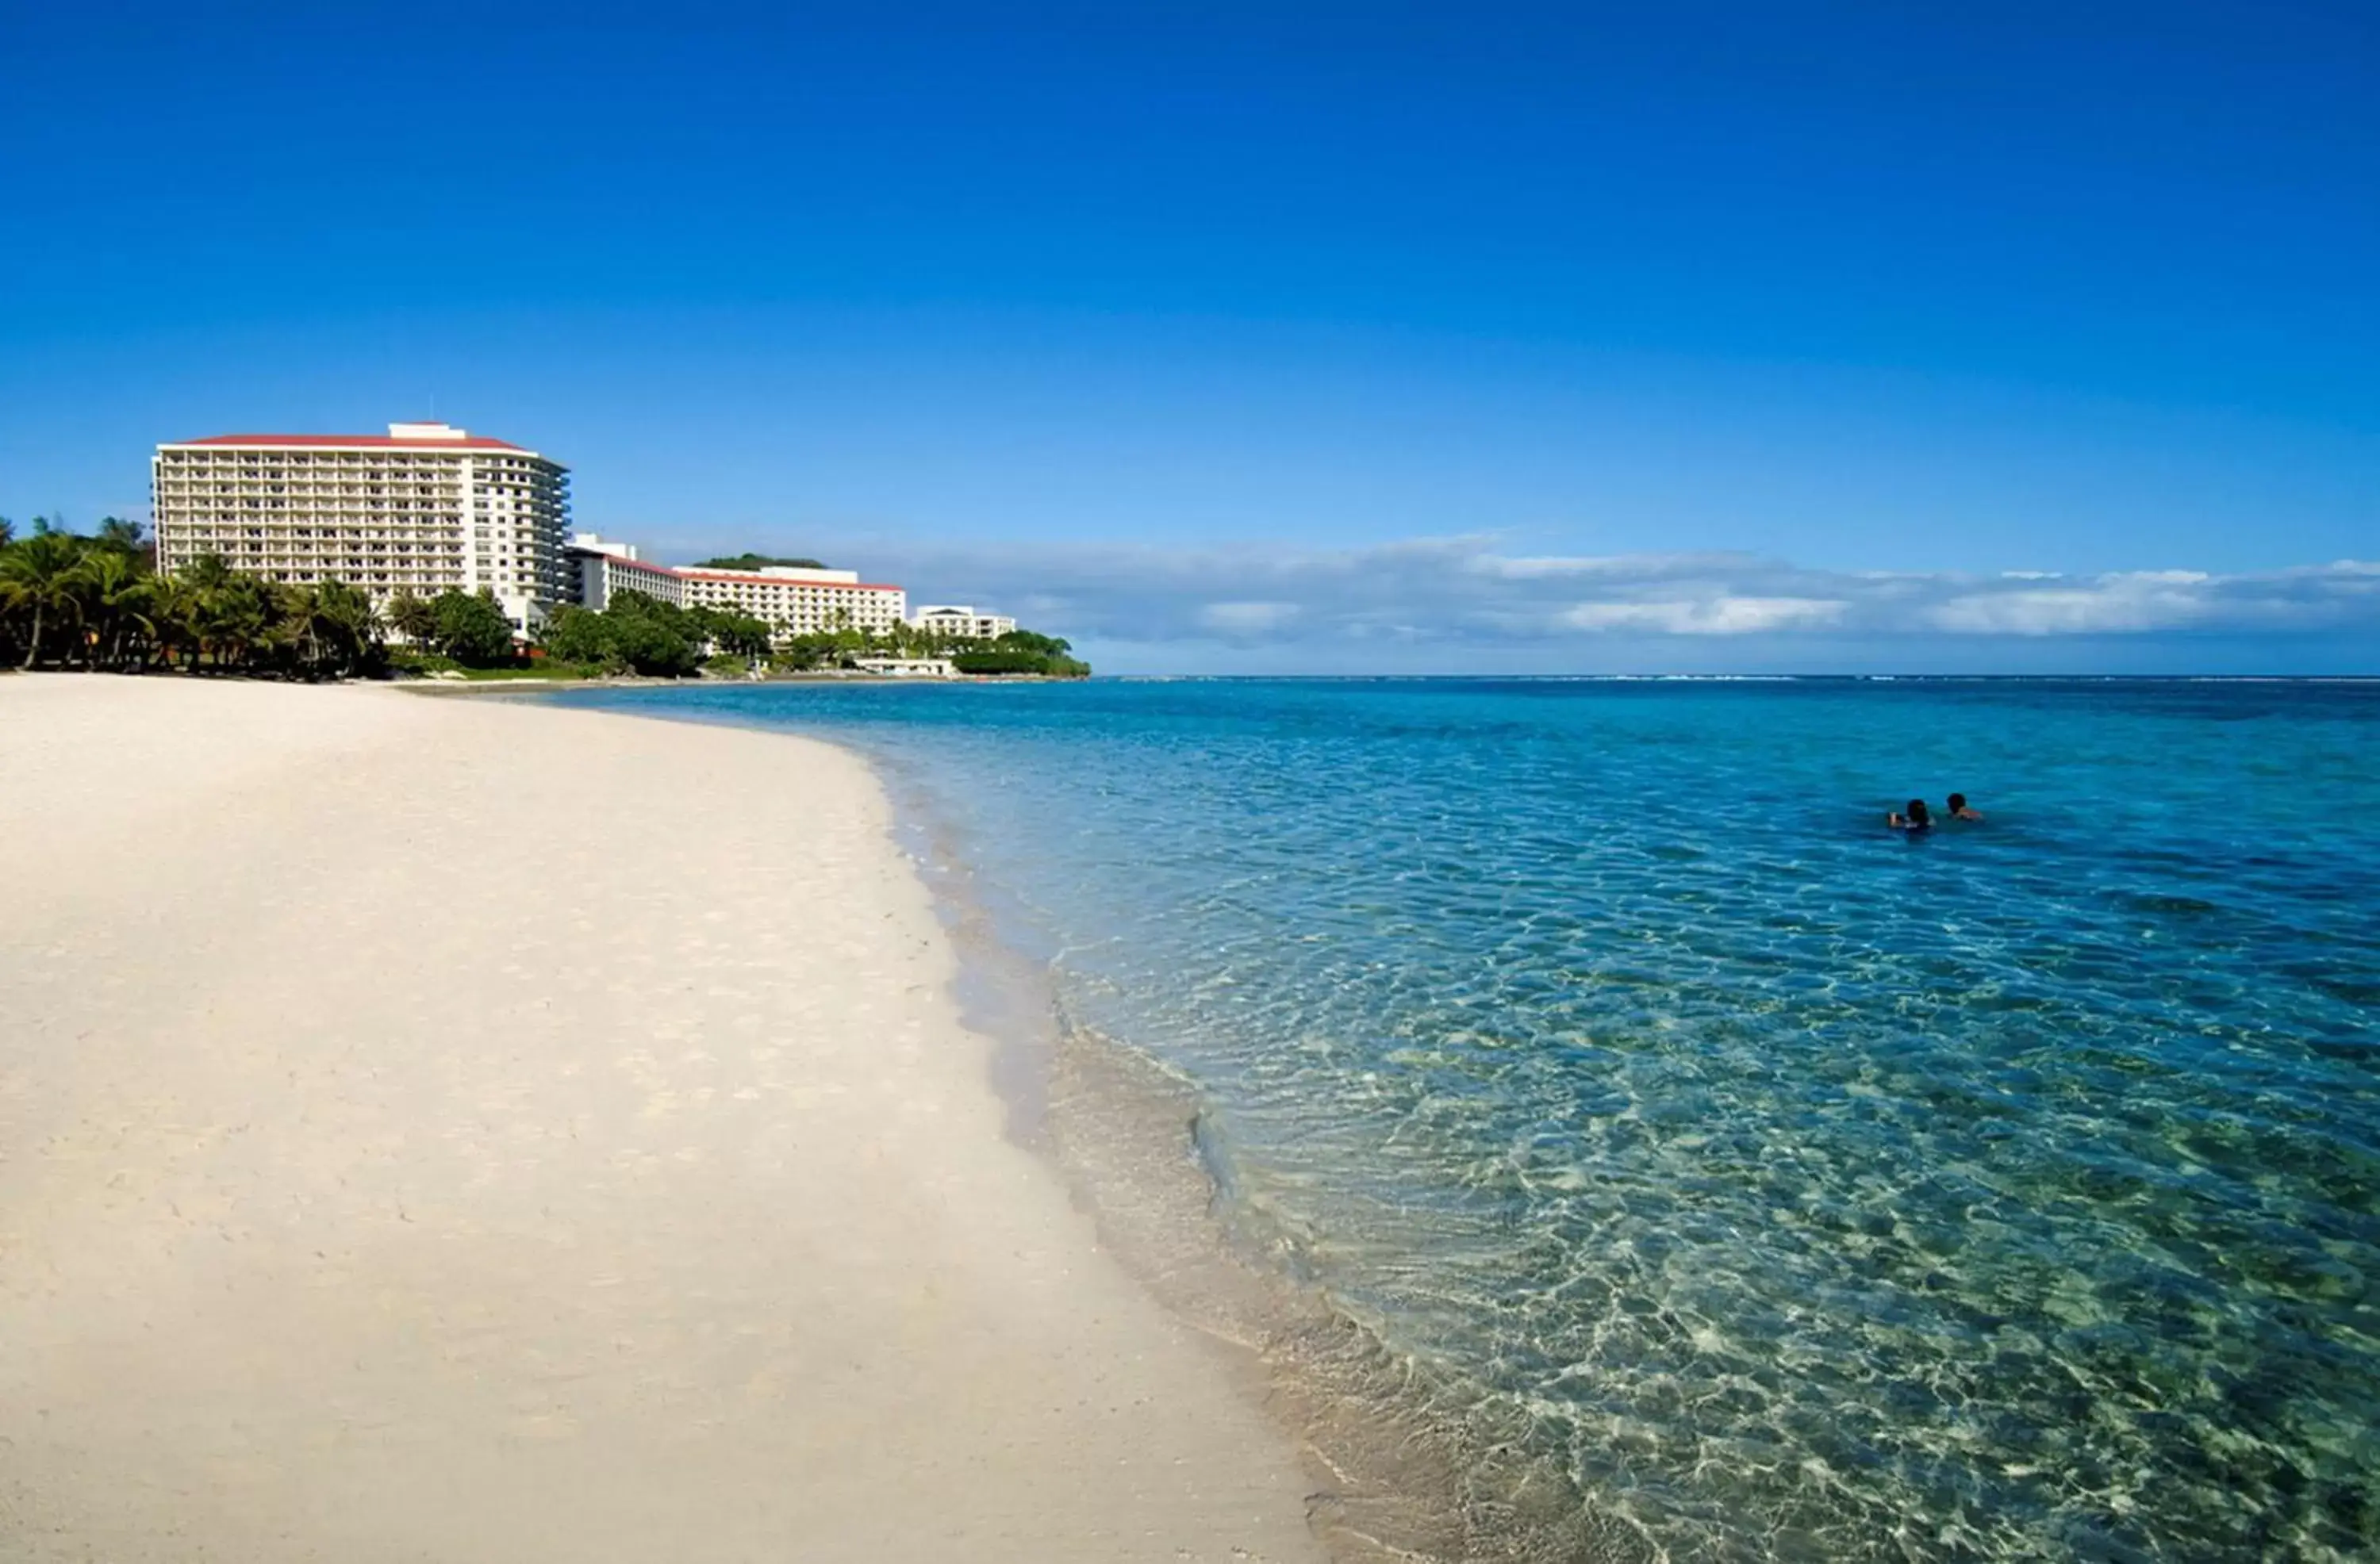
[1946, 793, 1983, 820]
[1906, 799, 1931, 826]
[1888, 799, 1933, 830]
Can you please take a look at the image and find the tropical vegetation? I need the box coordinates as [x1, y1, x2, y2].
[945, 630, 1090, 678]
[2, 516, 1089, 680]
[1, 517, 385, 678]
[761, 615, 1088, 677]
[693, 552, 829, 571]
[541, 590, 774, 677]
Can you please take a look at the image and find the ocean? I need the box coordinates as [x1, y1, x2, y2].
[557, 677, 2379, 1562]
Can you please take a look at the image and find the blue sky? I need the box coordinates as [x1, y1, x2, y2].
[2, 1, 2373, 672]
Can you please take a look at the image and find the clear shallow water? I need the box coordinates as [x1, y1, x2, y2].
[566, 678, 2380, 1561]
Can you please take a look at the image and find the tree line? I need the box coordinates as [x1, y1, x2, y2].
[542, 592, 773, 677]
[0, 517, 558, 677]
[2, 516, 1089, 680]
[0, 516, 383, 677]
[938, 629, 1089, 677]
[547, 594, 1088, 677]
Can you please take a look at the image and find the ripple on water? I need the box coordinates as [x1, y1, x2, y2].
[566, 678, 2380, 1562]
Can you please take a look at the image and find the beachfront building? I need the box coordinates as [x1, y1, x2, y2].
[152, 423, 571, 634]
[908, 604, 1017, 640]
[564, 533, 907, 639]
[854, 656, 958, 678]
[680, 564, 907, 637]
[566, 534, 689, 609]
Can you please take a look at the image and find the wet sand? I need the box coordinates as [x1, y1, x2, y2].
[0, 674, 1324, 1562]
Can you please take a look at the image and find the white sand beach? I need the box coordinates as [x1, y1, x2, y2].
[0, 676, 1324, 1562]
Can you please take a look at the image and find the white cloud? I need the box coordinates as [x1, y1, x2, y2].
[1925, 566, 2366, 636]
[1470, 551, 1750, 582]
[1926, 572, 2217, 634]
[1560, 596, 1849, 634]
[1197, 600, 1303, 634]
[760, 531, 2380, 653]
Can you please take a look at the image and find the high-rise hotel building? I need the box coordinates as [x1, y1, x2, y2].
[152, 422, 570, 631]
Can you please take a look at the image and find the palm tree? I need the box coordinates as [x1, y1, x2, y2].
[320, 580, 383, 675]
[95, 516, 156, 573]
[96, 516, 141, 546]
[213, 578, 274, 672]
[287, 580, 381, 677]
[0, 531, 86, 669]
[259, 584, 312, 674]
[144, 573, 194, 669]
[172, 555, 238, 669]
[179, 558, 264, 671]
[386, 590, 437, 650]
[179, 553, 234, 593]
[72, 547, 155, 670]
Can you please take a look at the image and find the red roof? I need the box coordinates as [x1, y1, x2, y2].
[587, 554, 903, 594]
[172, 433, 533, 452]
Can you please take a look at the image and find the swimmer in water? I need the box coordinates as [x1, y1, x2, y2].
[1946, 792, 1983, 821]
[1887, 799, 1932, 831]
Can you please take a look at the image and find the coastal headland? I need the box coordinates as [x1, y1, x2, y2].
[0, 676, 1322, 1562]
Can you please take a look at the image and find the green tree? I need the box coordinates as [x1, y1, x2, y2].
[145, 572, 194, 669]
[94, 516, 154, 571]
[603, 590, 705, 674]
[178, 552, 234, 593]
[708, 611, 773, 661]
[73, 546, 154, 669]
[772, 631, 862, 672]
[386, 590, 437, 648]
[611, 614, 698, 676]
[539, 603, 616, 667]
[195, 572, 274, 670]
[0, 531, 87, 669]
[290, 580, 382, 677]
[693, 553, 827, 570]
[429, 588, 518, 667]
[0, 530, 396, 681]
[169, 555, 238, 668]
[951, 629, 1090, 678]
[995, 629, 1073, 657]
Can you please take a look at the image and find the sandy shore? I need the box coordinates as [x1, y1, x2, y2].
[0, 675, 1323, 1562]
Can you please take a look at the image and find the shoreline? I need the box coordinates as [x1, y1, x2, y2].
[611, 682, 1628, 1564]
[389, 671, 1090, 696]
[0, 676, 1324, 1562]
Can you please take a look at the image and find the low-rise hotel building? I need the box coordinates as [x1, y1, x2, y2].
[152, 422, 570, 632]
[565, 534, 688, 608]
[908, 604, 1018, 639]
[854, 656, 958, 678]
[566, 534, 907, 638]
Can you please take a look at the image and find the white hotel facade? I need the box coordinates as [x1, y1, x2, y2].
[152, 423, 570, 632]
[567, 535, 908, 638]
[909, 605, 1017, 640]
[150, 423, 1023, 649]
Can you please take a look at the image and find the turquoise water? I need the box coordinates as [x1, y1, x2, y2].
[568, 678, 2379, 1561]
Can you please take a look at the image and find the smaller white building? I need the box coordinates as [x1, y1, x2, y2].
[854, 656, 957, 678]
[908, 604, 1017, 640]
[568, 534, 690, 608]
